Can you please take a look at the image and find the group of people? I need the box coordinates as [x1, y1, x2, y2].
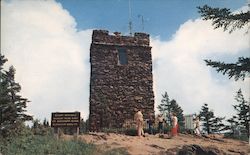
[134, 109, 179, 138]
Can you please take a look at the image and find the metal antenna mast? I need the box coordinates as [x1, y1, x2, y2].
[128, 0, 132, 36]
[141, 15, 144, 31]
[138, 15, 144, 31]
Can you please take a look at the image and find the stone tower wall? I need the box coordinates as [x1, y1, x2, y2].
[89, 30, 154, 131]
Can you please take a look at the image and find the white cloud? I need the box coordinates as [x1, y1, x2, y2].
[1, 0, 92, 120]
[151, 19, 250, 118]
[233, 3, 249, 14]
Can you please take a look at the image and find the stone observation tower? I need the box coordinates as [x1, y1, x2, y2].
[89, 30, 154, 131]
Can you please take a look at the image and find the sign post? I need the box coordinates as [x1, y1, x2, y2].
[51, 112, 80, 139]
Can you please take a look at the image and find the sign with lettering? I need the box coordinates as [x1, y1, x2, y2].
[51, 112, 80, 127]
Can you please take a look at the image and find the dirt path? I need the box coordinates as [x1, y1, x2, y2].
[64, 133, 250, 155]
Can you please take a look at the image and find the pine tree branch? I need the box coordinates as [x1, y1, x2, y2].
[204, 57, 250, 81]
[197, 5, 250, 33]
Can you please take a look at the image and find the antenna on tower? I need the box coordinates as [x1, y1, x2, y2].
[128, 0, 132, 36]
[138, 15, 144, 32]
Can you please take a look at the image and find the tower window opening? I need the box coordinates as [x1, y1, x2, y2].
[118, 48, 128, 65]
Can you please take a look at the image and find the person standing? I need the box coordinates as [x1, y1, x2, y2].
[157, 114, 164, 134]
[134, 109, 145, 137]
[147, 115, 154, 134]
[194, 116, 201, 136]
[171, 113, 178, 137]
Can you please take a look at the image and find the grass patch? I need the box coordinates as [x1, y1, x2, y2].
[0, 135, 96, 155]
[0, 134, 131, 155]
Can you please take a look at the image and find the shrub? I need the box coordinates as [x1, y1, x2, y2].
[224, 132, 248, 142]
[124, 128, 137, 136]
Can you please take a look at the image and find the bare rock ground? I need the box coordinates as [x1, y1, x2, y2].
[63, 133, 250, 155]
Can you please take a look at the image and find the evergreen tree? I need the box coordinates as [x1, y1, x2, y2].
[157, 92, 172, 125]
[157, 92, 184, 128]
[32, 119, 51, 135]
[197, 5, 250, 81]
[199, 103, 214, 134]
[199, 103, 225, 134]
[32, 119, 40, 129]
[226, 116, 239, 136]
[0, 55, 32, 138]
[233, 89, 249, 138]
[210, 116, 226, 133]
[158, 92, 171, 113]
[43, 118, 49, 127]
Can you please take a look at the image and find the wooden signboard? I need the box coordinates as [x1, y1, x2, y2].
[51, 112, 80, 127]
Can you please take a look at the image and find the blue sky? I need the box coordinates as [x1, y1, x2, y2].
[57, 0, 246, 40]
[1, 0, 249, 121]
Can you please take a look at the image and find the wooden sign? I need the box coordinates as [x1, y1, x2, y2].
[51, 112, 80, 127]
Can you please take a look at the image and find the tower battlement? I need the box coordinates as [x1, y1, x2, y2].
[92, 30, 150, 47]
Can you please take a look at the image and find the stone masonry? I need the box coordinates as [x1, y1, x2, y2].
[89, 30, 154, 131]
